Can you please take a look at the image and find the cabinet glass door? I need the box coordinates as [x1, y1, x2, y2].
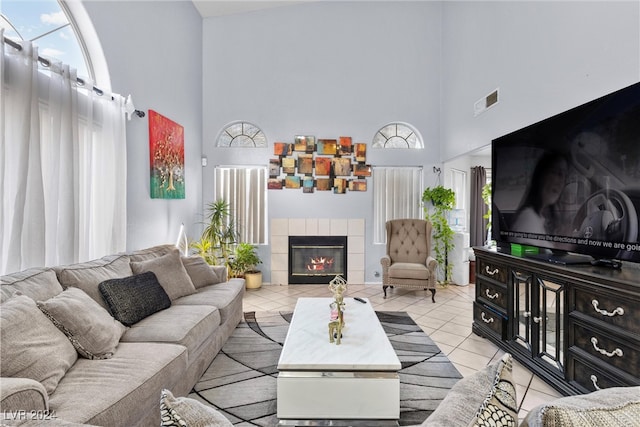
[512, 270, 532, 351]
[536, 277, 564, 371]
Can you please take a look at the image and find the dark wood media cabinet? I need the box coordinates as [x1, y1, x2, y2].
[472, 246, 640, 396]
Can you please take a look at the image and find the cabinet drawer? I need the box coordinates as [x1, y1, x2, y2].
[477, 279, 508, 310]
[572, 288, 639, 335]
[566, 352, 636, 393]
[569, 322, 639, 377]
[473, 302, 507, 340]
[477, 259, 508, 284]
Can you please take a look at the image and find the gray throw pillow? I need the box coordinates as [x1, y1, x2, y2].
[130, 248, 196, 300]
[160, 389, 233, 427]
[99, 272, 171, 326]
[181, 255, 222, 288]
[37, 287, 127, 360]
[0, 294, 78, 395]
[422, 353, 517, 427]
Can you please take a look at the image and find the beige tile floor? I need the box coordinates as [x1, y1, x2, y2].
[242, 282, 563, 422]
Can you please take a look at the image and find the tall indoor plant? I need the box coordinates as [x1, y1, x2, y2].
[422, 185, 456, 284]
[191, 199, 237, 268]
[482, 182, 495, 247]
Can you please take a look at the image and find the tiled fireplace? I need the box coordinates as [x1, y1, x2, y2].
[288, 235, 347, 284]
[270, 218, 365, 286]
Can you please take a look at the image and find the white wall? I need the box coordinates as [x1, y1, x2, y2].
[79, 0, 640, 282]
[83, 1, 203, 251]
[441, 1, 640, 162]
[202, 1, 443, 283]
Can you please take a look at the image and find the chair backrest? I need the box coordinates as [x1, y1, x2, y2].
[385, 219, 432, 264]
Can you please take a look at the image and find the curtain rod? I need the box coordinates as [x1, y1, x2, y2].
[3, 36, 145, 118]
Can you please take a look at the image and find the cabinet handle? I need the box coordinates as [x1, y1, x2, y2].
[485, 289, 499, 299]
[533, 316, 542, 323]
[591, 299, 624, 317]
[481, 312, 494, 324]
[590, 374, 601, 391]
[485, 266, 499, 276]
[523, 311, 531, 318]
[590, 337, 624, 358]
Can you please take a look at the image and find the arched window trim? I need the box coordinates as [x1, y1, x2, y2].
[215, 120, 268, 148]
[372, 122, 424, 149]
[61, 0, 110, 90]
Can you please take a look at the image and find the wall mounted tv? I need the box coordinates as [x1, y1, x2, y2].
[492, 81, 640, 264]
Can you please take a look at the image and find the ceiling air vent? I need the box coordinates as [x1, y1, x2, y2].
[474, 88, 499, 117]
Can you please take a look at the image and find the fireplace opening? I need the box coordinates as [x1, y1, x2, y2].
[289, 236, 347, 285]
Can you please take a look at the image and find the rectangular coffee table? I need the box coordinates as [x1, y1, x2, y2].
[277, 297, 401, 426]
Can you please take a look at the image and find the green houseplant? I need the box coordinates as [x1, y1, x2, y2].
[482, 182, 495, 247]
[229, 242, 263, 289]
[191, 199, 237, 269]
[422, 185, 456, 284]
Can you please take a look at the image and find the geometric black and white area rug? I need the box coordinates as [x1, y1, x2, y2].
[189, 311, 462, 426]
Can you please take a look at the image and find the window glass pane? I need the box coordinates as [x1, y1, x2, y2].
[1, 0, 89, 78]
[372, 122, 424, 149]
[216, 121, 267, 147]
[450, 168, 466, 210]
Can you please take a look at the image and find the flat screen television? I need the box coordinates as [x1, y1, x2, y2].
[492, 81, 640, 265]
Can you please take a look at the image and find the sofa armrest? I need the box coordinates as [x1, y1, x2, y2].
[0, 377, 48, 412]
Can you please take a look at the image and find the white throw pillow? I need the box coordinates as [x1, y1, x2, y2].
[160, 389, 233, 427]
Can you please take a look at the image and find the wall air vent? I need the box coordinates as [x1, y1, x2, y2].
[474, 88, 499, 117]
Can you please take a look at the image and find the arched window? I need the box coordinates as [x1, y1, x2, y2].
[372, 122, 424, 149]
[216, 121, 267, 148]
[1, 0, 109, 88]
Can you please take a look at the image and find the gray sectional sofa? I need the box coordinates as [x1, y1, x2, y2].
[0, 244, 245, 427]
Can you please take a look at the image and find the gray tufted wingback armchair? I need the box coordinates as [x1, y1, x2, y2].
[380, 219, 437, 301]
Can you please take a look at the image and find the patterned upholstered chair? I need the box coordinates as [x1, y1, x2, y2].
[380, 219, 437, 301]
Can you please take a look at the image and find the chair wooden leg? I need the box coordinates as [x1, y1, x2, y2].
[430, 288, 436, 303]
[383, 285, 388, 298]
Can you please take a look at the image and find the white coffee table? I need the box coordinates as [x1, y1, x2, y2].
[277, 297, 401, 426]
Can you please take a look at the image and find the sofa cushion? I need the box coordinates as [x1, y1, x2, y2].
[1, 268, 63, 304]
[421, 353, 517, 427]
[0, 295, 78, 395]
[55, 254, 132, 311]
[388, 262, 431, 280]
[130, 248, 197, 300]
[128, 244, 176, 262]
[160, 389, 233, 427]
[48, 342, 187, 426]
[173, 279, 245, 324]
[120, 305, 221, 363]
[99, 271, 171, 326]
[521, 386, 640, 427]
[182, 255, 224, 288]
[37, 287, 127, 359]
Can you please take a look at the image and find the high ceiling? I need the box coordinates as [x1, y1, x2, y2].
[191, 1, 307, 18]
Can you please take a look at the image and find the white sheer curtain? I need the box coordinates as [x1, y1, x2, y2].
[373, 166, 424, 244]
[1, 32, 127, 274]
[215, 166, 267, 244]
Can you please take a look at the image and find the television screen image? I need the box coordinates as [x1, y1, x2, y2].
[492, 81, 640, 263]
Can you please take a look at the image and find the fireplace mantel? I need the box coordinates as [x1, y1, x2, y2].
[270, 218, 365, 286]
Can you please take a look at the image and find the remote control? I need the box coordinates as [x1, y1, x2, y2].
[353, 297, 367, 304]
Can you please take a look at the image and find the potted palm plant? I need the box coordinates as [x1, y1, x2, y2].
[422, 185, 456, 284]
[229, 242, 263, 289]
[191, 199, 237, 270]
